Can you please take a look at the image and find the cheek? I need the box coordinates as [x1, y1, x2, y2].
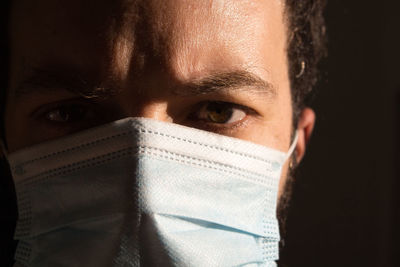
[4, 96, 44, 152]
[4, 104, 24, 152]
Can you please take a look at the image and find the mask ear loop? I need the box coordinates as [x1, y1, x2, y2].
[284, 130, 298, 163]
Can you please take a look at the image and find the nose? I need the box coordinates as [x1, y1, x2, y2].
[121, 99, 173, 123]
[114, 67, 178, 124]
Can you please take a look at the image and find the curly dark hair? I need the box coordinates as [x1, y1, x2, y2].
[285, 0, 328, 120]
[0, 0, 327, 143]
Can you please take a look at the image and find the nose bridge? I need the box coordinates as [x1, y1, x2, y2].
[118, 92, 172, 122]
[116, 67, 175, 122]
[111, 1, 183, 123]
[138, 101, 171, 122]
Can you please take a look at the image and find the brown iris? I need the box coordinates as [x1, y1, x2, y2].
[205, 102, 234, 123]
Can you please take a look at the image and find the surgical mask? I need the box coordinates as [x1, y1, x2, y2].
[5, 117, 297, 267]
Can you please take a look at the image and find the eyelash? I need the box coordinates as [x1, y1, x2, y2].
[34, 100, 257, 134]
[32, 101, 99, 128]
[187, 101, 255, 131]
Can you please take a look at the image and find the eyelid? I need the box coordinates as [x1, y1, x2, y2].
[31, 98, 116, 132]
[206, 101, 259, 117]
[186, 100, 259, 133]
[30, 98, 92, 119]
[31, 98, 260, 136]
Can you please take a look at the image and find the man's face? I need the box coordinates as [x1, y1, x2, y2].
[5, 0, 307, 197]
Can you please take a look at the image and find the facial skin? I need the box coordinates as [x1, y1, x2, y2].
[4, 0, 315, 198]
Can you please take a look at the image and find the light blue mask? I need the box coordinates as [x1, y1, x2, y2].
[7, 117, 297, 267]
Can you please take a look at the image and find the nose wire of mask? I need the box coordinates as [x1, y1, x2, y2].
[8, 118, 297, 267]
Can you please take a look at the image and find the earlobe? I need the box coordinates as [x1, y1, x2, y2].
[295, 107, 315, 163]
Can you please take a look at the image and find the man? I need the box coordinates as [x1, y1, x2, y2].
[0, 0, 326, 266]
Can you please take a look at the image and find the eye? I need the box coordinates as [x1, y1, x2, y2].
[32, 101, 100, 127]
[193, 101, 248, 125]
[31, 100, 118, 139]
[44, 104, 92, 123]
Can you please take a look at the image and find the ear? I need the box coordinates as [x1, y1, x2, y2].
[295, 107, 315, 163]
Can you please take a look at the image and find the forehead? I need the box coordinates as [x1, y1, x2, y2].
[9, 0, 288, 90]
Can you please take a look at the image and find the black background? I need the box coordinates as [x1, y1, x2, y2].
[281, 1, 399, 266]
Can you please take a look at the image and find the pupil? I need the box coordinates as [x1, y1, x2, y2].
[57, 106, 84, 122]
[207, 102, 233, 123]
[59, 109, 69, 121]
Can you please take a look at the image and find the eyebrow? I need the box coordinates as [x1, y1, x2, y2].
[173, 70, 277, 98]
[14, 67, 118, 100]
[13, 68, 276, 101]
